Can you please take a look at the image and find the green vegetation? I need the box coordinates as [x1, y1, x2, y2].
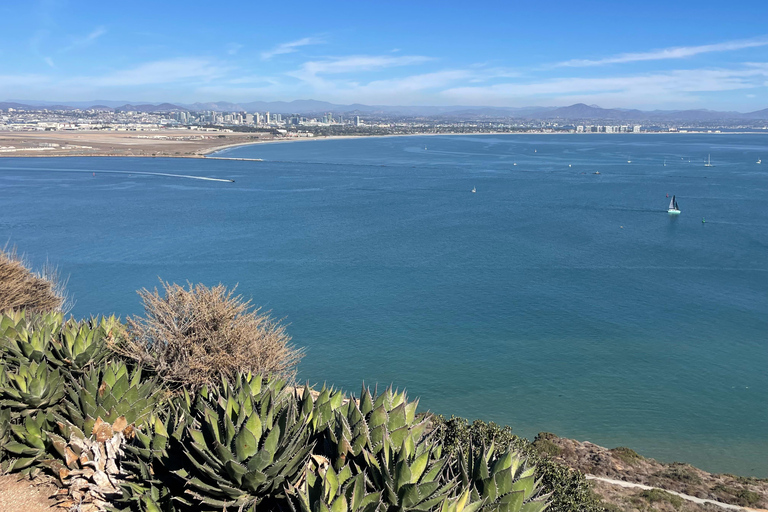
[638, 489, 683, 509]
[610, 446, 643, 466]
[432, 417, 604, 512]
[652, 463, 701, 485]
[531, 432, 563, 458]
[712, 484, 761, 507]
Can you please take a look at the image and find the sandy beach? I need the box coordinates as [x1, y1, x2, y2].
[0, 130, 276, 158]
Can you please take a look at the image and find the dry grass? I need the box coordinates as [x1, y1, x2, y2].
[0, 246, 68, 314]
[119, 281, 304, 390]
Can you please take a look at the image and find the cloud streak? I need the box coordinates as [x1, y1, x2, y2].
[439, 66, 768, 106]
[78, 58, 228, 87]
[555, 37, 768, 67]
[261, 37, 323, 60]
[60, 26, 107, 52]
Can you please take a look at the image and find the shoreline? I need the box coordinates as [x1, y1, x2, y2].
[1, 130, 766, 160]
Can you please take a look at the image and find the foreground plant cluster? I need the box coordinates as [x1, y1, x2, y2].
[0, 310, 552, 512]
[0, 251, 602, 512]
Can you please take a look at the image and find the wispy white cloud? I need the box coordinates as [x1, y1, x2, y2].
[555, 37, 768, 67]
[226, 43, 244, 55]
[289, 55, 434, 89]
[60, 26, 106, 52]
[439, 65, 768, 106]
[44, 57, 55, 68]
[77, 58, 228, 87]
[261, 37, 323, 60]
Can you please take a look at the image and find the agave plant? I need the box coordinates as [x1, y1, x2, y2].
[57, 361, 160, 436]
[0, 310, 63, 367]
[324, 386, 428, 471]
[456, 443, 549, 512]
[31, 362, 167, 510]
[2, 412, 55, 475]
[293, 463, 383, 512]
[167, 374, 315, 510]
[0, 360, 66, 416]
[309, 386, 466, 512]
[48, 315, 122, 373]
[0, 310, 121, 372]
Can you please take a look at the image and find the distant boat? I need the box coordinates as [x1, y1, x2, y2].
[424, 146, 427, 150]
[472, 186, 476, 193]
[593, 171, 600, 175]
[627, 158, 632, 163]
[758, 159, 762, 164]
[513, 163, 517, 166]
[704, 154, 714, 167]
[568, 164, 572, 167]
[668, 195, 681, 215]
[663, 159, 667, 166]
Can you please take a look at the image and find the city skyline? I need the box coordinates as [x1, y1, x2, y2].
[1, 0, 767, 110]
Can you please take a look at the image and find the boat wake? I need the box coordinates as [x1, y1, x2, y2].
[0, 166, 234, 182]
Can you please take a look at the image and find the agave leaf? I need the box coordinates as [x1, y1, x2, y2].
[262, 424, 280, 456]
[225, 459, 248, 486]
[510, 474, 534, 500]
[498, 489, 525, 512]
[519, 500, 547, 512]
[234, 423, 259, 461]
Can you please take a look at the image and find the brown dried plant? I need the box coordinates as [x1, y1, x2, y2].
[121, 281, 304, 390]
[0, 245, 69, 314]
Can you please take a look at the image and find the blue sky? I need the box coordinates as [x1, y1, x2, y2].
[2, 0, 768, 110]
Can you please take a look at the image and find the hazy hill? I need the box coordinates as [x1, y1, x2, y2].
[115, 103, 186, 112]
[2, 98, 768, 121]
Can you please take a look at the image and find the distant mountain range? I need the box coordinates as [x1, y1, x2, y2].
[3, 99, 768, 122]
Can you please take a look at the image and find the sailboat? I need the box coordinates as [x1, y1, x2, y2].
[757, 159, 762, 164]
[472, 186, 476, 193]
[668, 195, 681, 214]
[704, 154, 714, 167]
[663, 158, 667, 166]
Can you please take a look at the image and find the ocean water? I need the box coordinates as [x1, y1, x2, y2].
[1, 134, 766, 476]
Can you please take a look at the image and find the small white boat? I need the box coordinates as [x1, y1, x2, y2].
[472, 186, 476, 193]
[668, 195, 681, 214]
[704, 154, 714, 167]
[663, 159, 667, 166]
[758, 159, 762, 164]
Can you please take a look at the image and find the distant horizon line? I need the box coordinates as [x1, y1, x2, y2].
[3, 98, 766, 114]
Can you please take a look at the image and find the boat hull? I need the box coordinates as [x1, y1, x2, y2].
[668, 209, 681, 215]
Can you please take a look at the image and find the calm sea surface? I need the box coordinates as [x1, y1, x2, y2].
[1, 134, 766, 476]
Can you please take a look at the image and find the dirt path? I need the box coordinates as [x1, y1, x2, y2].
[587, 475, 768, 512]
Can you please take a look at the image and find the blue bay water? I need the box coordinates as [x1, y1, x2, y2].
[1, 134, 766, 476]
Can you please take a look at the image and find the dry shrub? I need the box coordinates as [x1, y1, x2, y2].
[0, 246, 69, 314]
[121, 281, 304, 390]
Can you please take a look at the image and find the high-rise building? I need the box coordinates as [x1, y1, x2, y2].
[354, 116, 361, 126]
[265, 112, 271, 124]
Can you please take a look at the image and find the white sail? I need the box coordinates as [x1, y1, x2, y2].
[669, 197, 675, 210]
